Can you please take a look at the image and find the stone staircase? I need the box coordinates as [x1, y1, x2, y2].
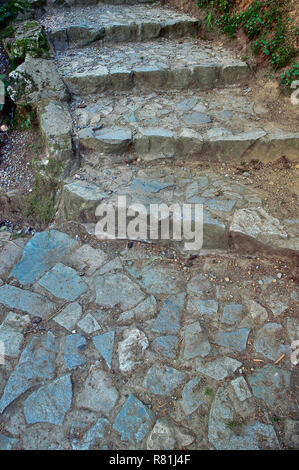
[40, 0, 298, 253]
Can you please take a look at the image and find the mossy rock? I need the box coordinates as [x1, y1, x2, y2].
[3, 20, 50, 62]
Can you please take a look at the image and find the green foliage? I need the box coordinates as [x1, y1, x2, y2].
[0, 0, 31, 27]
[280, 61, 299, 91]
[197, 0, 297, 71]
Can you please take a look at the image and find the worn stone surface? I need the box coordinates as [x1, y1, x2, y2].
[0, 284, 55, 318]
[39, 263, 88, 301]
[64, 334, 87, 369]
[248, 365, 291, 407]
[0, 312, 30, 358]
[118, 328, 148, 373]
[54, 302, 82, 331]
[76, 366, 118, 414]
[196, 357, 242, 381]
[215, 328, 250, 352]
[145, 364, 186, 396]
[183, 321, 211, 359]
[253, 323, 291, 361]
[152, 293, 185, 334]
[147, 418, 176, 450]
[93, 331, 115, 368]
[94, 272, 145, 310]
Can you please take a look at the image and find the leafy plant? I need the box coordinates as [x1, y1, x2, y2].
[0, 0, 31, 27]
[280, 61, 299, 91]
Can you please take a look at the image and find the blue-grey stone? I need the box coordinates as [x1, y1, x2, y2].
[183, 112, 212, 125]
[0, 434, 18, 450]
[205, 199, 236, 213]
[152, 293, 185, 335]
[10, 230, 78, 284]
[93, 331, 115, 369]
[177, 97, 198, 112]
[0, 284, 55, 318]
[0, 332, 57, 413]
[124, 112, 138, 123]
[248, 365, 291, 407]
[64, 334, 87, 369]
[145, 364, 186, 396]
[113, 394, 154, 444]
[72, 417, 110, 450]
[183, 321, 211, 359]
[181, 377, 203, 415]
[127, 265, 182, 295]
[192, 299, 218, 317]
[198, 176, 209, 188]
[94, 272, 145, 310]
[221, 304, 243, 325]
[196, 357, 242, 380]
[152, 335, 178, 359]
[253, 323, 291, 361]
[38, 263, 88, 301]
[130, 178, 173, 194]
[216, 328, 250, 352]
[24, 374, 72, 425]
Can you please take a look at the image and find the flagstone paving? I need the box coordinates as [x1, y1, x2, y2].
[0, 228, 298, 450]
[1, 0, 298, 451]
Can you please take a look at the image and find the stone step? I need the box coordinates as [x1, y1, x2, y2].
[55, 38, 251, 95]
[41, 4, 200, 50]
[59, 163, 299, 254]
[72, 89, 299, 162]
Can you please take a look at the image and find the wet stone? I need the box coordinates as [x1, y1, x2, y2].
[152, 293, 185, 335]
[253, 323, 291, 361]
[113, 394, 154, 444]
[93, 331, 115, 369]
[64, 334, 87, 370]
[38, 263, 88, 301]
[152, 335, 178, 359]
[24, 374, 72, 426]
[10, 230, 78, 285]
[215, 328, 250, 352]
[248, 365, 291, 407]
[145, 363, 186, 396]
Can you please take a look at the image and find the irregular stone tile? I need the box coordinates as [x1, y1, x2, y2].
[209, 386, 279, 449]
[113, 394, 154, 444]
[38, 263, 88, 301]
[183, 321, 211, 359]
[242, 298, 268, 323]
[147, 418, 176, 450]
[283, 419, 299, 449]
[97, 257, 122, 275]
[0, 312, 30, 357]
[145, 364, 186, 396]
[0, 434, 18, 450]
[21, 423, 69, 450]
[64, 334, 87, 370]
[127, 265, 183, 295]
[205, 198, 236, 213]
[77, 313, 101, 334]
[0, 284, 55, 318]
[24, 374, 72, 425]
[181, 377, 204, 415]
[285, 317, 299, 344]
[76, 366, 118, 414]
[265, 293, 288, 317]
[196, 357, 242, 380]
[187, 274, 211, 296]
[152, 293, 185, 335]
[118, 328, 149, 373]
[54, 302, 82, 331]
[182, 112, 211, 125]
[0, 332, 57, 413]
[93, 331, 115, 369]
[221, 304, 243, 325]
[248, 365, 291, 407]
[177, 97, 198, 111]
[117, 295, 157, 324]
[65, 244, 108, 276]
[94, 272, 145, 310]
[72, 417, 110, 450]
[230, 377, 252, 402]
[130, 178, 174, 193]
[10, 230, 78, 285]
[191, 299, 218, 318]
[253, 323, 291, 361]
[152, 335, 178, 359]
[215, 328, 250, 352]
[0, 239, 25, 277]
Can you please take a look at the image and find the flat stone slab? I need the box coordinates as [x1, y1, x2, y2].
[117, 328, 149, 373]
[64, 334, 87, 369]
[152, 335, 179, 359]
[72, 417, 110, 450]
[24, 374, 72, 425]
[248, 365, 291, 407]
[152, 293, 185, 334]
[10, 230, 78, 285]
[215, 328, 250, 352]
[94, 272, 145, 310]
[196, 357, 242, 380]
[54, 302, 83, 331]
[0, 312, 30, 358]
[0, 284, 55, 318]
[253, 323, 291, 361]
[93, 331, 115, 368]
[145, 363, 186, 395]
[113, 394, 154, 444]
[183, 321, 211, 359]
[38, 263, 88, 301]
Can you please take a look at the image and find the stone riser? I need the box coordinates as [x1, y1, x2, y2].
[63, 63, 251, 95]
[49, 19, 200, 50]
[78, 127, 299, 162]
